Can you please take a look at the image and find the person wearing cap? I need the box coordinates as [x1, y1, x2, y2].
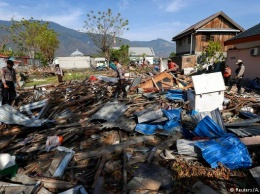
[112, 58, 127, 99]
[235, 59, 245, 94]
[1, 59, 19, 105]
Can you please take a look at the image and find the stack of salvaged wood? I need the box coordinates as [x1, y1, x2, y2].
[0, 72, 259, 194]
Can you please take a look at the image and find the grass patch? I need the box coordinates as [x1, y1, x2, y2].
[23, 71, 90, 87]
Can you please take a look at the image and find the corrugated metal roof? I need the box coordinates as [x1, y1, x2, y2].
[225, 23, 260, 42]
[194, 108, 226, 131]
[0, 104, 53, 127]
[137, 109, 164, 123]
[113, 47, 155, 56]
[227, 126, 260, 137]
[101, 115, 136, 132]
[129, 47, 155, 56]
[91, 101, 128, 122]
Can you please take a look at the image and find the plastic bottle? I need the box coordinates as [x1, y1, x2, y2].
[45, 136, 63, 152]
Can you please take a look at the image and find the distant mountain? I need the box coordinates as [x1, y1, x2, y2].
[0, 20, 176, 58]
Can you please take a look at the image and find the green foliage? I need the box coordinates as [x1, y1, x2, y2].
[169, 52, 176, 58]
[110, 45, 130, 65]
[197, 41, 225, 67]
[84, 9, 129, 60]
[9, 18, 59, 64]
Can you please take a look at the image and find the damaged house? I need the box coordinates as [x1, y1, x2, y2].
[171, 11, 244, 69]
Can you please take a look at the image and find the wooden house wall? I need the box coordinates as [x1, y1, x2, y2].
[195, 16, 239, 52]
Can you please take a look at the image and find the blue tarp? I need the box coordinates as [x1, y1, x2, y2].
[135, 108, 182, 135]
[164, 90, 186, 101]
[194, 116, 252, 170]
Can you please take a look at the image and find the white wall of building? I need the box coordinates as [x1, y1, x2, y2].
[54, 56, 91, 69]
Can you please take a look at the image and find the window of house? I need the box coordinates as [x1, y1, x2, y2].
[186, 58, 191, 62]
[202, 34, 213, 42]
[178, 40, 182, 46]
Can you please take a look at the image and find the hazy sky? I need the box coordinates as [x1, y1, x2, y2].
[0, 0, 259, 42]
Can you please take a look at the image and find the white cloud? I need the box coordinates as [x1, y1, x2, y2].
[118, 0, 130, 9]
[156, 0, 187, 12]
[0, 9, 24, 20]
[43, 9, 85, 29]
[165, 0, 187, 12]
[0, 2, 8, 7]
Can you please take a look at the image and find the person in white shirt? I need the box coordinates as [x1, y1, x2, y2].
[112, 58, 127, 99]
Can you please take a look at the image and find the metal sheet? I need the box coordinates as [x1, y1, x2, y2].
[19, 99, 48, 112]
[101, 115, 136, 132]
[194, 108, 226, 131]
[137, 109, 164, 123]
[227, 126, 260, 137]
[225, 116, 260, 127]
[130, 76, 142, 88]
[91, 101, 128, 122]
[0, 104, 53, 127]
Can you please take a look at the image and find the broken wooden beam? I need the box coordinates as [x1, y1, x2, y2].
[74, 136, 155, 161]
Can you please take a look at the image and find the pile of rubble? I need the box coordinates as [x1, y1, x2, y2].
[0, 70, 259, 194]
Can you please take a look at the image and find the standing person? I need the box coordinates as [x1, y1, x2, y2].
[1, 59, 19, 105]
[223, 64, 232, 86]
[55, 64, 63, 83]
[167, 60, 179, 72]
[235, 59, 245, 94]
[112, 58, 127, 99]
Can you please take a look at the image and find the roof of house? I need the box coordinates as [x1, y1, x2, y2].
[113, 47, 155, 56]
[172, 11, 244, 41]
[130, 47, 155, 56]
[224, 23, 260, 45]
[70, 49, 84, 57]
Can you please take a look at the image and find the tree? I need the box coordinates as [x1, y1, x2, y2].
[110, 45, 129, 65]
[197, 41, 225, 71]
[84, 9, 129, 60]
[169, 52, 176, 58]
[9, 18, 59, 65]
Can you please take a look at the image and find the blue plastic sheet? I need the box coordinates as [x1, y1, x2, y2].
[135, 108, 182, 135]
[164, 90, 186, 101]
[194, 116, 252, 170]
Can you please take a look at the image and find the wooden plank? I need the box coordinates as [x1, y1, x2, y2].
[92, 156, 107, 188]
[33, 177, 75, 190]
[152, 77, 160, 92]
[74, 136, 155, 161]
